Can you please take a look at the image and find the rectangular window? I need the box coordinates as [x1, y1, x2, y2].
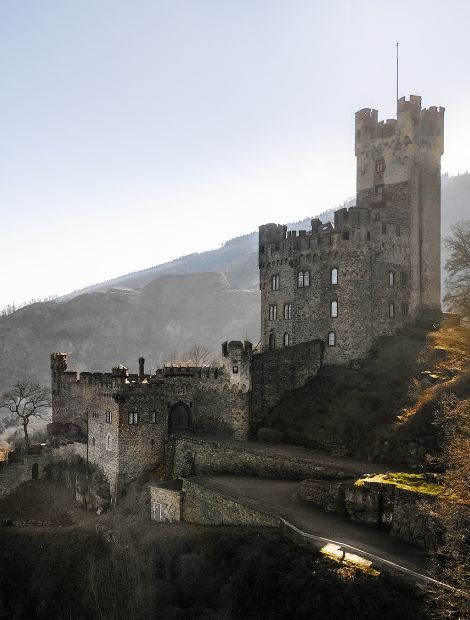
[389, 303, 395, 319]
[271, 274, 280, 291]
[284, 303, 293, 319]
[342, 231, 349, 241]
[401, 302, 409, 317]
[400, 272, 408, 285]
[150, 411, 157, 424]
[376, 160, 385, 173]
[128, 411, 139, 425]
[232, 365, 239, 374]
[375, 184, 384, 195]
[269, 304, 277, 320]
[389, 271, 395, 287]
[105, 410, 112, 423]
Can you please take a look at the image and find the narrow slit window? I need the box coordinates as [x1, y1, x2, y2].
[269, 304, 277, 321]
[400, 272, 408, 285]
[269, 334, 276, 350]
[271, 274, 280, 291]
[105, 410, 112, 423]
[128, 411, 139, 425]
[284, 303, 293, 319]
[389, 303, 395, 319]
[330, 300, 338, 318]
[283, 333, 290, 347]
[150, 411, 157, 424]
[401, 302, 409, 317]
[389, 271, 395, 287]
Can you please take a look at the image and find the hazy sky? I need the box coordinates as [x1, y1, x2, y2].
[1, 1, 468, 308]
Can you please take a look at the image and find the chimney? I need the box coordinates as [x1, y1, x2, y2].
[138, 357, 145, 382]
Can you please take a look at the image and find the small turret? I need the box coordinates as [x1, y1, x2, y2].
[50, 352, 67, 396]
[222, 340, 252, 391]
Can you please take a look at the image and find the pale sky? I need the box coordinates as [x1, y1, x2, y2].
[1, 0, 469, 308]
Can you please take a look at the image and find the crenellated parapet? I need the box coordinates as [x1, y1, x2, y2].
[355, 95, 444, 156]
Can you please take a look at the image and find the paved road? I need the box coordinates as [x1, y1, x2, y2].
[197, 475, 429, 575]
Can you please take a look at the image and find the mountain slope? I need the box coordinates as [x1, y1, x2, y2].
[0, 173, 468, 391]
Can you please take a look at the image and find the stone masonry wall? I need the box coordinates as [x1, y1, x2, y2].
[170, 435, 363, 481]
[150, 482, 182, 522]
[250, 340, 323, 424]
[181, 478, 278, 527]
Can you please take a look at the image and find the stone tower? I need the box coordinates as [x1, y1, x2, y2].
[355, 95, 444, 312]
[258, 95, 444, 364]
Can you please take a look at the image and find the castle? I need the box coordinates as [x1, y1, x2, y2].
[50, 95, 444, 502]
[259, 96, 444, 363]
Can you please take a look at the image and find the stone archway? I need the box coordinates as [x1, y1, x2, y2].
[169, 401, 190, 433]
[31, 463, 39, 480]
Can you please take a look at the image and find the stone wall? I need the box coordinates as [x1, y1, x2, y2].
[345, 481, 443, 551]
[150, 480, 182, 522]
[300, 479, 352, 513]
[250, 340, 323, 423]
[181, 478, 277, 527]
[0, 456, 46, 498]
[170, 435, 364, 481]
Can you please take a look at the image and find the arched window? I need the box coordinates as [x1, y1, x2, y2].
[269, 333, 276, 350]
[389, 271, 395, 287]
[389, 302, 395, 319]
[297, 271, 310, 288]
[330, 268, 338, 285]
[283, 333, 290, 347]
[328, 331, 336, 346]
[330, 300, 338, 318]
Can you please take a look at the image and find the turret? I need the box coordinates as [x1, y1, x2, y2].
[50, 353, 67, 396]
[222, 340, 252, 391]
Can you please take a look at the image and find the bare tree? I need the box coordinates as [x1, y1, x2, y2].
[444, 221, 470, 320]
[184, 345, 213, 367]
[0, 381, 51, 446]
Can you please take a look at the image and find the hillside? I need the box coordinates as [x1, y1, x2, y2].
[0, 172, 468, 392]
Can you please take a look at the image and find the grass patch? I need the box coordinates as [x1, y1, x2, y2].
[355, 473, 443, 496]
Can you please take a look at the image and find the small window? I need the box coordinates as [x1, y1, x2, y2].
[342, 231, 349, 241]
[401, 302, 409, 317]
[400, 272, 408, 285]
[382, 223, 387, 234]
[106, 434, 111, 451]
[297, 271, 310, 288]
[271, 274, 280, 291]
[284, 303, 292, 319]
[92, 437, 95, 447]
[128, 411, 139, 425]
[331, 268, 338, 285]
[232, 365, 239, 374]
[376, 159, 385, 173]
[150, 411, 157, 424]
[269, 334, 276, 350]
[367, 231, 371, 240]
[330, 300, 338, 318]
[375, 184, 384, 195]
[283, 333, 290, 347]
[328, 331, 336, 346]
[105, 410, 112, 424]
[269, 304, 277, 321]
[389, 303, 395, 319]
[389, 271, 395, 287]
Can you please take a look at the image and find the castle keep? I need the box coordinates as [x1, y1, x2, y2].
[259, 95, 444, 363]
[50, 94, 444, 500]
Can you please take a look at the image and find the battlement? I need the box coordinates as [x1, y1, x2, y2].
[157, 366, 224, 379]
[222, 340, 253, 358]
[50, 352, 67, 372]
[355, 95, 444, 154]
